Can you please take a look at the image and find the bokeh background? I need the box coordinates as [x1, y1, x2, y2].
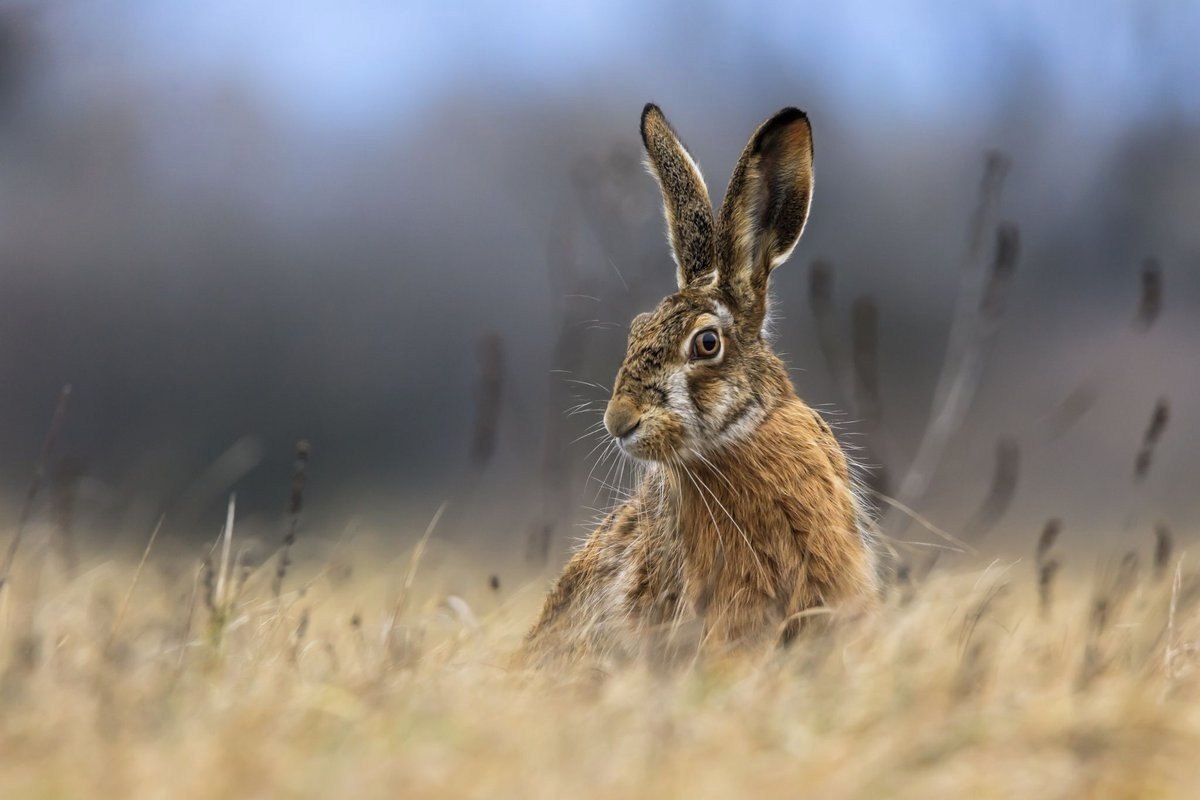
[0, 1, 1197, 566]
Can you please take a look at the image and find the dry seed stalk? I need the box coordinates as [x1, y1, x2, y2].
[1034, 519, 1063, 617]
[274, 440, 311, 598]
[1038, 558, 1061, 617]
[201, 555, 216, 613]
[1154, 523, 1174, 581]
[1134, 398, 1169, 482]
[1036, 518, 1062, 566]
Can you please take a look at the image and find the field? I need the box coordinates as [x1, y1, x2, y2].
[1, 521, 1198, 800]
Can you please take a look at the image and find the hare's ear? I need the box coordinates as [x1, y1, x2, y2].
[641, 104, 716, 289]
[716, 108, 814, 335]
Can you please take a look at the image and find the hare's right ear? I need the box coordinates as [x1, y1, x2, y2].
[641, 104, 716, 290]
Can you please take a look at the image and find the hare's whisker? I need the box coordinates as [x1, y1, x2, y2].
[562, 378, 612, 394]
[683, 459, 765, 578]
[564, 400, 596, 415]
[593, 444, 625, 506]
[675, 458, 728, 562]
[570, 424, 608, 446]
[581, 433, 612, 462]
[583, 439, 618, 496]
[690, 449, 737, 493]
[604, 450, 633, 510]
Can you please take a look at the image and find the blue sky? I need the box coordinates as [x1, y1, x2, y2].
[47, 1, 1200, 134]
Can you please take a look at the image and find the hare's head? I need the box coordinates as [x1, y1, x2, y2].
[604, 104, 815, 462]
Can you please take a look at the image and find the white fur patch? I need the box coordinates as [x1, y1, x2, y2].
[715, 401, 766, 447]
[707, 384, 734, 431]
[710, 300, 733, 326]
[678, 146, 709, 200]
[666, 370, 699, 433]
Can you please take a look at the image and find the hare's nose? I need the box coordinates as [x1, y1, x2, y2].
[604, 396, 642, 440]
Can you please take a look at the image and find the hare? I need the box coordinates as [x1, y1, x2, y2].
[526, 104, 880, 663]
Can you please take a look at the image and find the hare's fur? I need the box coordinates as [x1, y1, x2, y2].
[527, 105, 880, 663]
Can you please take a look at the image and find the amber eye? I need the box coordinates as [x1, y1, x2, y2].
[690, 328, 721, 360]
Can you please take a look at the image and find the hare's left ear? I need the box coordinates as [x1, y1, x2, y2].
[716, 108, 814, 335]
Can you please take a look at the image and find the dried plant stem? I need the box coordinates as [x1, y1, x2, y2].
[886, 155, 1012, 538]
[962, 437, 1020, 541]
[850, 295, 894, 496]
[215, 493, 237, 610]
[106, 515, 165, 650]
[176, 563, 203, 669]
[471, 334, 505, 469]
[0, 384, 72, 593]
[387, 502, 448, 636]
[1165, 555, 1183, 679]
[807, 266, 893, 498]
[870, 491, 975, 554]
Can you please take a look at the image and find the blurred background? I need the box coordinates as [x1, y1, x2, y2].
[0, 1, 1197, 568]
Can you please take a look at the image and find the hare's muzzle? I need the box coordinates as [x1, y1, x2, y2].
[604, 396, 642, 441]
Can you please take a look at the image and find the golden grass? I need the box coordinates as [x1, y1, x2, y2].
[2, 538, 1200, 799]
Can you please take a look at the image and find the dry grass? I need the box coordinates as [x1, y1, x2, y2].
[0, 530, 1198, 799]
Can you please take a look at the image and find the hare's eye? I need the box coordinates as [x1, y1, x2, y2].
[690, 329, 721, 360]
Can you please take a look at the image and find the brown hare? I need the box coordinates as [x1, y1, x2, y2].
[526, 104, 880, 664]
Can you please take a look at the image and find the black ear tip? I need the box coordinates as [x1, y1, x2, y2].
[752, 107, 812, 154]
[772, 107, 809, 126]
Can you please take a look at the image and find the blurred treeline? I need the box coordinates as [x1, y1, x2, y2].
[0, 3, 1196, 562]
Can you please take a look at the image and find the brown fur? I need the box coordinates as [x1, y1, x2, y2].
[525, 105, 879, 665]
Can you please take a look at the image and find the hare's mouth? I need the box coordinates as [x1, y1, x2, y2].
[615, 420, 685, 464]
[618, 419, 641, 441]
[614, 419, 643, 452]
[610, 407, 688, 462]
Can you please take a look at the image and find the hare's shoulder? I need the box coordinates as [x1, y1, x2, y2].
[572, 493, 665, 602]
[525, 497, 646, 632]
